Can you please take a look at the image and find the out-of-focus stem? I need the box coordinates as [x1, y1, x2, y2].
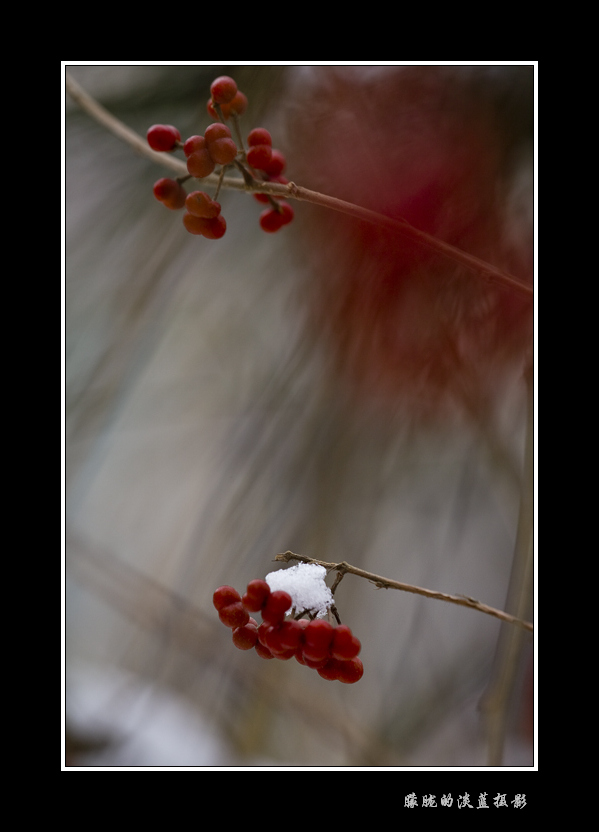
[480, 361, 535, 765]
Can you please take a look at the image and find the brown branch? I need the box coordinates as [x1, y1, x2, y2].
[275, 551, 534, 634]
[65, 71, 533, 299]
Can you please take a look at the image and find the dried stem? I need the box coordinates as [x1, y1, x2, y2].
[213, 166, 226, 202]
[65, 71, 533, 300]
[275, 551, 533, 633]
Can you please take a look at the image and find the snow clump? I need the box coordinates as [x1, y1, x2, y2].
[265, 563, 333, 619]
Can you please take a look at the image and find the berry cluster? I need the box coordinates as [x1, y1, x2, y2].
[246, 128, 294, 232]
[213, 580, 363, 683]
[147, 75, 294, 240]
[207, 76, 248, 120]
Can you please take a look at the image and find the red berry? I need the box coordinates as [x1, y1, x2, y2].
[210, 76, 238, 105]
[204, 123, 231, 143]
[331, 625, 361, 660]
[259, 202, 294, 233]
[241, 596, 263, 613]
[259, 623, 298, 660]
[223, 91, 248, 117]
[254, 641, 275, 660]
[261, 623, 280, 650]
[147, 124, 181, 152]
[248, 128, 272, 147]
[262, 150, 286, 178]
[209, 138, 238, 166]
[232, 622, 259, 650]
[261, 590, 292, 624]
[213, 585, 241, 611]
[183, 135, 206, 157]
[278, 202, 294, 224]
[208, 90, 248, 120]
[299, 651, 329, 669]
[336, 657, 364, 684]
[201, 215, 227, 239]
[185, 191, 221, 219]
[272, 647, 297, 660]
[277, 619, 305, 652]
[302, 644, 330, 663]
[153, 178, 187, 210]
[262, 625, 296, 659]
[247, 144, 273, 171]
[302, 619, 334, 662]
[257, 620, 272, 646]
[241, 579, 271, 612]
[204, 124, 238, 166]
[184, 136, 217, 177]
[304, 619, 334, 648]
[218, 601, 249, 629]
[317, 659, 344, 681]
[183, 213, 227, 239]
[186, 149, 216, 179]
[259, 208, 284, 233]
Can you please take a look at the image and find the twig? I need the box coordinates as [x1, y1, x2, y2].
[279, 183, 533, 298]
[65, 71, 533, 299]
[275, 551, 534, 633]
[65, 72, 187, 177]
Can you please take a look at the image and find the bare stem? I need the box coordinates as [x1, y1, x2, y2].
[275, 551, 534, 633]
[65, 71, 533, 300]
[213, 166, 226, 202]
[65, 72, 188, 177]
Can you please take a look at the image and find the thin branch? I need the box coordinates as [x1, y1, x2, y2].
[280, 183, 533, 298]
[275, 551, 534, 633]
[65, 72, 187, 177]
[65, 71, 533, 299]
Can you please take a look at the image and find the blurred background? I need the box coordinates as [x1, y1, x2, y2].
[64, 63, 535, 768]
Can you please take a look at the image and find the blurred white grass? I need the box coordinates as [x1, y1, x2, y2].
[64, 64, 534, 768]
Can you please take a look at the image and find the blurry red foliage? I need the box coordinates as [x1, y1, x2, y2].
[284, 67, 534, 420]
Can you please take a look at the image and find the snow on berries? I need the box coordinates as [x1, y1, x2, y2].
[146, 75, 294, 241]
[265, 563, 333, 619]
[213, 563, 364, 684]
